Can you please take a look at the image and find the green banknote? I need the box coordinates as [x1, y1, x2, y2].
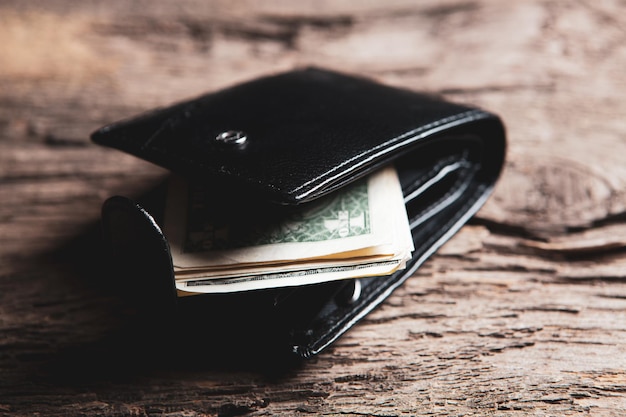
[164, 166, 413, 293]
[183, 179, 371, 253]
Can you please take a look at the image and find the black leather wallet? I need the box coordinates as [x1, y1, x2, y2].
[93, 68, 505, 359]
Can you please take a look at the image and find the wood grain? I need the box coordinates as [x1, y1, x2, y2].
[1, 0, 625, 415]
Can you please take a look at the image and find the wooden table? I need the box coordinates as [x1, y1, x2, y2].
[1, 1, 625, 415]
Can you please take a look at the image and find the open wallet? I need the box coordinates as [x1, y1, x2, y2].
[92, 68, 506, 360]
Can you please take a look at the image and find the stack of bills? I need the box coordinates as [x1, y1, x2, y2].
[164, 166, 414, 294]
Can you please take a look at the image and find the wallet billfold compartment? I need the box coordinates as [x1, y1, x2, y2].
[93, 68, 505, 359]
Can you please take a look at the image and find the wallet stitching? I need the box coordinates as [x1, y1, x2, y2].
[403, 152, 469, 202]
[141, 109, 488, 198]
[289, 109, 487, 198]
[408, 158, 478, 227]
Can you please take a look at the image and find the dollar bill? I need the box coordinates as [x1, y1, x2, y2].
[164, 166, 413, 294]
[176, 259, 404, 295]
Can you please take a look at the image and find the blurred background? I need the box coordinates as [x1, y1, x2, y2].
[1, 1, 625, 415]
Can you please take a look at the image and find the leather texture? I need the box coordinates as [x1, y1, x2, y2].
[92, 68, 503, 204]
[94, 68, 506, 359]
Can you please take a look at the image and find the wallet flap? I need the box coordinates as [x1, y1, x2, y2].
[92, 67, 501, 205]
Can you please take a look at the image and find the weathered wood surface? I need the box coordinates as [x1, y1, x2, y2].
[1, 1, 626, 415]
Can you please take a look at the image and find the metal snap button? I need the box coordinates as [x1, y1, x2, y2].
[215, 130, 247, 146]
